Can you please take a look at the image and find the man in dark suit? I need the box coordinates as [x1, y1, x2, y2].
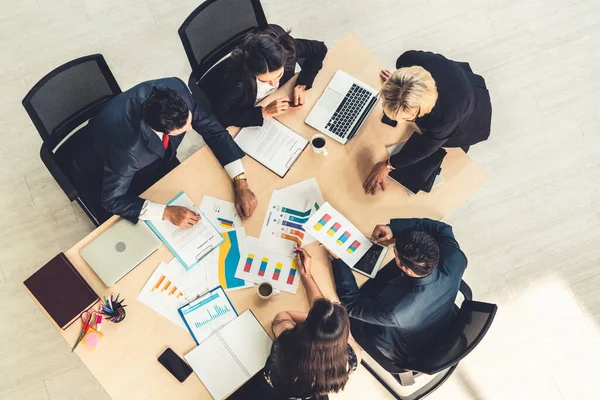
[330, 218, 467, 370]
[72, 77, 257, 226]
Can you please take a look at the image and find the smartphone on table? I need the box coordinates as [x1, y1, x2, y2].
[158, 347, 193, 383]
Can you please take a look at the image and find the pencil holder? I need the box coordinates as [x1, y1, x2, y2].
[99, 293, 127, 323]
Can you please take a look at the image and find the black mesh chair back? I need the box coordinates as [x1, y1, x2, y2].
[408, 300, 498, 374]
[22, 54, 121, 151]
[178, 0, 268, 79]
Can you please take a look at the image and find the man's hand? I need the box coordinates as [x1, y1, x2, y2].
[292, 85, 306, 107]
[372, 224, 393, 245]
[262, 97, 290, 118]
[163, 205, 200, 228]
[363, 161, 390, 195]
[234, 179, 257, 220]
[295, 248, 312, 278]
[380, 68, 392, 82]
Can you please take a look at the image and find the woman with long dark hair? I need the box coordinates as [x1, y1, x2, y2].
[215, 26, 327, 128]
[230, 248, 360, 400]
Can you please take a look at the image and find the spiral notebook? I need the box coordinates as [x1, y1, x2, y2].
[184, 310, 272, 399]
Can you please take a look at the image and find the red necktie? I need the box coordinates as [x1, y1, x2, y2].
[162, 134, 169, 149]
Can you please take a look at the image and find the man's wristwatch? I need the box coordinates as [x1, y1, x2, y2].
[233, 173, 247, 182]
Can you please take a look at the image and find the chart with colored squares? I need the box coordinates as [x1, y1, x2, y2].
[304, 202, 372, 267]
[234, 237, 301, 294]
[259, 189, 315, 256]
[199, 196, 242, 233]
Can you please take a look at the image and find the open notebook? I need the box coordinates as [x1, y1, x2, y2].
[185, 310, 272, 399]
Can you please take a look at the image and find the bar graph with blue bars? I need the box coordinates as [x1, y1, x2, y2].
[180, 287, 237, 344]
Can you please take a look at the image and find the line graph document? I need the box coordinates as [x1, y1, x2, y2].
[234, 118, 308, 177]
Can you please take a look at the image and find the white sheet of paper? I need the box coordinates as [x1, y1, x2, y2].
[146, 192, 223, 269]
[234, 118, 308, 177]
[277, 178, 325, 245]
[259, 189, 313, 256]
[199, 196, 242, 233]
[137, 258, 209, 329]
[303, 202, 371, 267]
[234, 236, 300, 294]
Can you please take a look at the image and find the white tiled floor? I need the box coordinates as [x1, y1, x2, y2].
[1, 0, 599, 399]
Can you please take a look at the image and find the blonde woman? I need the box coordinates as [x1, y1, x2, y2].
[363, 50, 492, 194]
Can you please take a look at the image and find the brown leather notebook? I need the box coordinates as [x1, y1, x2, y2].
[24, 253, 100, 330]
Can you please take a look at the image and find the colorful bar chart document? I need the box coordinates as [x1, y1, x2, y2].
[304, 202, 372, 267]
[199, 196, 242, 233]
[146, 191, 224, 270]
[203, 228, 253, 292]
[234, 237, 300, 294]
[259, 189, 313, 256]
[137, 258, 209, 330]
[178, 286, 237, 345]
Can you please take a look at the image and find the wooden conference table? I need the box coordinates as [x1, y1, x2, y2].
[27, 34, 486, 399]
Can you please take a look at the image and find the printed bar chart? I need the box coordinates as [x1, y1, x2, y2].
[327, 222, 341, 236]
[272, 263, 282, 280]
[337, 231, 351, 245]
[258, 257, 269, 276]
[347, 240, 361, 254]
[217, 217, 234, 229]
[152, 275, 165, 291]
[314, 214, 331, 231]
[243, 254, 254, 272]
[193, 303, 232, 328]
[287, 261, 297, 285]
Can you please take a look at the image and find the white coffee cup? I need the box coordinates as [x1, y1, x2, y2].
[257, 282, 281, 300]
[310, 134, 328, 156]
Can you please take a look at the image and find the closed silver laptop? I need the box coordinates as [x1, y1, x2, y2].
[305, 70, 379, 144]
[80, 219, 162, 287]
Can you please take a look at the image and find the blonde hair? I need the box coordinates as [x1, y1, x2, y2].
[380, 66, 438, 121]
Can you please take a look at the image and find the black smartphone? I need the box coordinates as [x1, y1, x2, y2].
[158, 348, 193, 382]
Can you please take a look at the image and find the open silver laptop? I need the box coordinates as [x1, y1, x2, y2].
[80, 219, 162, 287]
[305, 70, 379, 144]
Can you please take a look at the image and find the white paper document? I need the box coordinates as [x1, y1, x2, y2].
[137, 258, 209, 329]
[146, 191, 224, 270]
[259, 189, 314, 256]
[199, 196, 242, 233]
[178, 286, 237, 345]
[234, 236, 300, 294]
[234, 118, 308, 177]
[303, 202, 372, 267]
[185, 310, 272, 400]
[279, 178, 325, 245]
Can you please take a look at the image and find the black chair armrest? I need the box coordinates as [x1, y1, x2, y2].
[459, 280, 473, 301]
[40, 144, 78, 201]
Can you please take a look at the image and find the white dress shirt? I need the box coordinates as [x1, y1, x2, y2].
[255, 78, 279, 104]
[139, 130, 244, 221]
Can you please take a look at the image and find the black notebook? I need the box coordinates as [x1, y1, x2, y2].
[24, 253, 99, 329]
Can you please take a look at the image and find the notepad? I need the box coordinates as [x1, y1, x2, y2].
[235, 118, 308, 178]
[185, 310, 272, 400]
[24, 253, 99, 329]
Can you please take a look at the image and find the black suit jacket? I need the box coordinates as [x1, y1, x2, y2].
[390, 51, 492, 170]
[72, 77, 244, 222]
[215, 37, 327, 128]
[332, 218, 467, 365]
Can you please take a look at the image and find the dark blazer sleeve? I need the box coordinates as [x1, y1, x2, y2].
[294, 39, 327, 90]
[215, 77, 265, 128]
[332, 259, 399, 327]
[184, 81, 246, 165]
[100, 145, 145, 223]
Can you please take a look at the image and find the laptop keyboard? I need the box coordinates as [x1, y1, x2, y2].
[326, 84, 374, 138]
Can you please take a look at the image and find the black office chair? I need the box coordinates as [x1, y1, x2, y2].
[22, 54, 122, 227]
[178, 0, 268, 109]
[361, 281, 498, 400]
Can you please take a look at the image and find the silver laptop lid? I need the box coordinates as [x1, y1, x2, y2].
[80, 219, 162, 287]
